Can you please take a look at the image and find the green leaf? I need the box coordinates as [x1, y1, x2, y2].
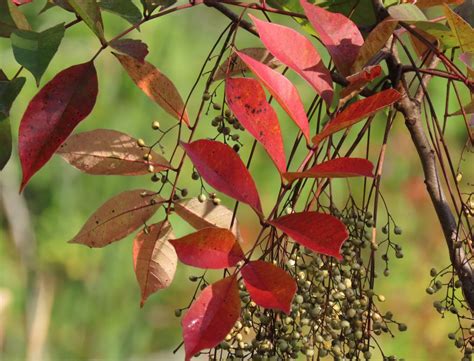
[0, 0, 30, 38]
[40, 0, 75, 13]
[388, 4, 428, 22]
[443, 4, 474, 53]
[0, 75, 26, 118]
[11, 23, 65, 86]
[0, 116, 12, 170]
[415, 21, 459, 49]
[99, 0, 142, 25]
[0, 75, 25, 170]
[67, 0, 105, 42]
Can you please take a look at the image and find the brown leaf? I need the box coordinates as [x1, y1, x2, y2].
[351, 19, 398, 73]
[133, 221, 177, 307]
[174, 197, 244, 243]
[110, 38, 149, 63]
[214, 47, 280, 81]
[57, 129, 171, 175]
[69, 189, 164, 247]
[114, 53, 190, 126]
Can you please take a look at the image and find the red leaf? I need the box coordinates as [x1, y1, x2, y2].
[340, 65, 382, 102]
[283, 157, 374, 183]
[225, 77, 286, 173]
[56, 129, 170, 175]
[181, 140, 262, 214]
[133, 221, 177, 307]
[300, 0, 363, 76]
[115, 53, 190, 126]
[170, 227, 244, 269]
[182, 275, 240, 361]
[241, 260, 296, 314]
[110, 39, 148, 63]
[235, 51, 310, 142]
[19, 61, 98, 191]
[269, 212, 349, 260]
[312, 89, 401, 145]
[249, 14, 333, 105]
[69, 189, 164, 248]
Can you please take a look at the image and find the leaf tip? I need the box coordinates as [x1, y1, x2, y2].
[19, 175, 29, 193]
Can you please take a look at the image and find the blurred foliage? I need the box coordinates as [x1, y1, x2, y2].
[0, 0, 471, 360]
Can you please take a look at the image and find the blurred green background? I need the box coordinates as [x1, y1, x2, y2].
[0, 1, 471, 360]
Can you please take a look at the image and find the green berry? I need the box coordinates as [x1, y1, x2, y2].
[398, 323, 407, 332]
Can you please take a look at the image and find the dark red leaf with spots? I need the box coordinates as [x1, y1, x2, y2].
[249, 14, 333, 105]
[133, 221, 177, 307]
[170, 227, 244, 269]
[235, 51, 310, 143]
[181, 139, 263, 214]
[182, 275, 240, 361]
[18, 61, 98, 191]
[68, 189, 164, 248]
[300, 0, 364, 76]
[225, 77, 286, 173]
[241, 260, 296, 314]
[312, 89, 402, 145]
[283, 157, 374, 183]
[270, 212, 349, 260]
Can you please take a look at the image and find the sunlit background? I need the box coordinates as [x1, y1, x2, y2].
[0, 1, 472, 360]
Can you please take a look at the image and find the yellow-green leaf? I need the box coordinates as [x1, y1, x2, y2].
[67, 0, 105, 42]
[352, 19, 398, 73]
[443, 4, 474, 53]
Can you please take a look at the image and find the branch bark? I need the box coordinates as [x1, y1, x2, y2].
[396, 88, 474, 311]
[370, 0, 474, 310]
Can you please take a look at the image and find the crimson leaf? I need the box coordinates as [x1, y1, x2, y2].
[235, 51, 310, 142]
[249, 14, 333, 105]
[312, 89, 401, 145]
[170, 227, 244, 269]
[283, 157, 374, 183]
[182, 275, 240, 361]
[181, 139, 263, 214]
[19, 61, 98, 191]
[270, 212, 349, 260]
[241, 260, 296, 314]
[226, 77, 286, 173]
